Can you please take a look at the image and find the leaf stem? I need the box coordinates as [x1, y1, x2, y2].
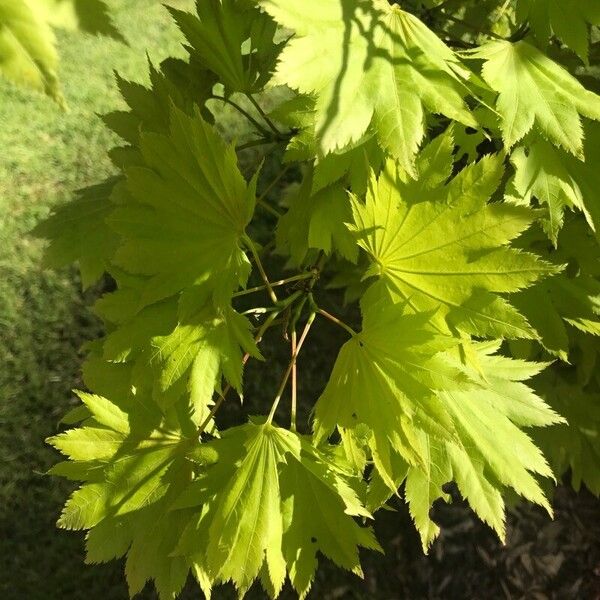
[316, 307, 357, 337]
[290, 329, 298, 431]
[243, 235, 278, 304]
[246, 94, 282, 137]
[211, 94, 271, 137]
[236, 138, 276, 152]
[257, 198, 283, 218]
[196, 299, 300, 438]
[267, 312, 315, 424]
[258, 163, 292, 205]
[441, 14, 504, 40]
[232, 272, 314, 299]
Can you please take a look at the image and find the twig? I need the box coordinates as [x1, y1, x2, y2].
[290, 329, 297, 431]
[236, 138, 276, 152]
[257, 198, 283, 218]
[258, 163, 292, 205]
[243, 235, 278, 304]
[195, 301, 298, 438]
[246, 94, 282, 137]
[232, 272, 314, 299]
[267, 313, 315, 424]
[316, 307, 357, 337]
[211, 94, 271, 137]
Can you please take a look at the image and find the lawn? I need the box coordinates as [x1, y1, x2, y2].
[1, 2, 599, 599]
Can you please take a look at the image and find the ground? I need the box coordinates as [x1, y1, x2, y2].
[0, 2, 599, 599]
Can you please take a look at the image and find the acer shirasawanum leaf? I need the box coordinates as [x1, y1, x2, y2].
[509, 121, 600, 241]
[169, 0, 282, 94]
[261, 0, 477, 172]
[315, 301, 561, 549]
[511, 220, 600, 361]
[109, 104, 257, 309]
[175, 420, 378, 598]
[350, 147, 558, 338]
[470, 40, 600, 157]
[0, 0, 122, 102]
[314, 299, 460, 489]
[533, 370, 600, 496]
[517, 0, 600, 63]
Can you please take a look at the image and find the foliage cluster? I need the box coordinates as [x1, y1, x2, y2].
[14, 0, 600, 597]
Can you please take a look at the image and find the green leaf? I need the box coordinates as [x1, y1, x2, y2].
[406, 342, 562, 547]
[509, 141, 589, 243]
[280, 449, 380, 598]
[261, 0, 476, 170]
[104, 62, 216, 148]
[512, 220, 600, 359]
[151, 300, 262, 412]
[74, 390, 130, 434]
[202, 421, 300, 595]
[33, 179, 120, 288]
[48, 427, 125, 461]
[510, 121, 600, 240]
[533, 370, 600, 495]
[470, 40, 600, 156]
[314, 300, 460, 488]
[178, 421, 377, 597]
[517, 0, 600, 63]
[34, 0, 123, 41]
[350, 153, 555, 337]
[169, 0, 281, 93]
[277, 170, 358, 266]
[0, 0, 61, 102]
[403, 435, 450, 551]
[85, 517, 132, 564]
[125, 502, 193, 600]
[109, 105, 256, 309]
[54, 393, 192, 530]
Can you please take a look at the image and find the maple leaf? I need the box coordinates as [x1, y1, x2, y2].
[177, 420, 377, 597]
[533, 370, 600, 496]
[169, 0, 282, 94]
[509, 121, 600, 241]
[0, 0, 61, 102]
[508, 141, 590, 243]
[192, 420, 302, 596]
[350, 151, 557, 338]
[260, 0, 476, 171]
[517, 0, 600, 63]
[103, 62, 216, 149]
[276, 168, 359, 266]
[109, 104, 257, 309]
[406, 342, 563, 549]
[470, 40, 600, 157]
[314, 300, 461, 489]
[49, 390, 195, 531]
[512, 220, 600, 360]
[150, 297, 262, 411]
[280, 448, 380, 599]
[33, 178, 120, 288]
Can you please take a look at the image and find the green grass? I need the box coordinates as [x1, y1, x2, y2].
[0, 3, 193, 598]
